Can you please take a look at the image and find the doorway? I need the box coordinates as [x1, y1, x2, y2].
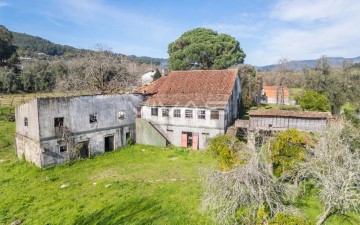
[104, 135, 114, 152]
[76, 141, 89, 158]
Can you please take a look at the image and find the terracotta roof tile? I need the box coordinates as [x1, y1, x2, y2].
[138, 69, 239, 108]
[249, 110, 332, 119]
[262, 86, 289, 98]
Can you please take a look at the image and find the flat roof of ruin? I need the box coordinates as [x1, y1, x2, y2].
[249, 110, 332, 119]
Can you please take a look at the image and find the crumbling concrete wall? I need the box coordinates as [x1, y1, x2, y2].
[135, 118, 166, 147]
[15, 94, 142, 167]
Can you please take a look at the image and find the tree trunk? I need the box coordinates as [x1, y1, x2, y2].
[317, 207, 332, 225]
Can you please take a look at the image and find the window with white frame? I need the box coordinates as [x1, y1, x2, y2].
[162, 108, 169, 117]
[24, 117, 28, 126]
[185, 109, 193, 118]
[197, 110, 205, 119]
[173, 109, 181, 118]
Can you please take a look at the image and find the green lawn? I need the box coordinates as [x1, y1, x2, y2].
[1, 121, 359, 225]
[0, 121, 216, 225]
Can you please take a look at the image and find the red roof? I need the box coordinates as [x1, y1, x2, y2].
[137, 69, 239, 108]
[249, 110, 332, 119]
[262, 86, 289, 98]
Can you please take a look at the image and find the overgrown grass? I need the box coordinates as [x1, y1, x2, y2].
[0, 121, 216, 224]
[1, 121, 359, 224]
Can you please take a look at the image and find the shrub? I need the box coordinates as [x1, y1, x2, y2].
[269, 129, 309, 177]
[297, 90, 330, 112]
[207, 135, 244, 171]
[269, 213, 311, 225]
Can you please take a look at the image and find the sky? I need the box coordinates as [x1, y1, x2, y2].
[0, 0, 359, 66]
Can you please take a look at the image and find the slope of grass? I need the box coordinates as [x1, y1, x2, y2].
[1, 121, 359, 225]
[0, 121, 216, 224]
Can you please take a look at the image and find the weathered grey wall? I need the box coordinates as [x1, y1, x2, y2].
[249, 116, 327, 131]
[15, 99, 39, 141]
[141, 106, 225, 149]
[225, 75, 241, 128]
[135, 118, 167, 147]
[15, 134, 43, 167]
[15, 94, 142, 167]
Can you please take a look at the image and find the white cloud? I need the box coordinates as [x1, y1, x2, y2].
[0, 1, 9, 7]
[253, 0, 360, 65]
[272, 0, 360, 22]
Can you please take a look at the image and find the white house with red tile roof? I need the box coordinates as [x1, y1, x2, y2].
[136, 69, 241, 150]
[261, 86, 290, 105]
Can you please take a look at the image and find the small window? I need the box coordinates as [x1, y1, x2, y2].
[210, 111, 219, 120]
[151, 108, 158, 116]
[197, 110, 205, 119]
[118, 111, 126, 119]
[202, 132, 210, 141]
[90, 114, 97, 123]
[54, 117, 64, 127]
[24, 117, 28, 126]
[185, 109, 193, 118]
[162, 108, 169, 117]
[173, 109, 181, 118]
[59, 145, 67, 153]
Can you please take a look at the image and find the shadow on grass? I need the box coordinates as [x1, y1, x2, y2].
[73, 197, 166, 225]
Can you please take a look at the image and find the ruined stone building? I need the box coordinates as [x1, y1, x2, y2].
[136, 69, 241, 149]
[15, 94, 142, 167]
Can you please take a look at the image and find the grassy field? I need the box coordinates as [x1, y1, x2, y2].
[1, 121, 359, 225]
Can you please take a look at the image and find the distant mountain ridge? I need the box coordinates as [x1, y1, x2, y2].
[11, 31, 166, 65]
[257, 56, 360, 71]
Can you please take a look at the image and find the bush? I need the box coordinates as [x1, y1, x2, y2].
[269, 129, 309, 177]
[0, 106, 15, 121]
[269, 213, 311, 225]
[297, 90, 330, 112]
[207, 135, 244, 171]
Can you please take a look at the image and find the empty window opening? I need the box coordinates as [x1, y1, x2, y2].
[162, 108, 169, 117]
[59, 145, 67, 153]
[90, 114, 97, 123]
[185, 110, 193, 118]
[104, 135, 114, 152]
[151, 108, 158, 116]
[76, 141, 89, 158]
[198, 110, 205, 119]
[54, 117, 64, 128]
[210, 111, 219, 120]
[24, 117, 28, 126]
[118, 111, 126, 119]
[173, 109, 181, 118]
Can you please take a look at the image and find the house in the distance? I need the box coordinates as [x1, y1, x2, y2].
[15, 94, 142, 167]
[261, 86, 290, 105]
[136, 69, 241, 149]
[140, 70, 157, 86]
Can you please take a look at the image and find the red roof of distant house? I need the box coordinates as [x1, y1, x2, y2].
[137, 69, 239, 108]
[249, 110, 332, 119]
[262, 86, 289, 98]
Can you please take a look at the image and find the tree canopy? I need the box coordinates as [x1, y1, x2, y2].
[0, 25, 19, 68]
[168, 28, 245, 70]
[297, 90, 330, 112]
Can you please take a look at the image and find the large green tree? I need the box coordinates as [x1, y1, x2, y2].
[305, 56, 360, 115]
[168, 28, 245, 70]
[0, 25, 19, 68]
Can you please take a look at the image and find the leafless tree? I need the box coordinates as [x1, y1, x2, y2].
[297, 120, 360, 225]
[55, 49, 138, 95]
[202, 144, 297, 224]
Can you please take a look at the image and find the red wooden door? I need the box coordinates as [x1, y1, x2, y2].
[192, 133, 199, 150]
[181, 133, 188, 147]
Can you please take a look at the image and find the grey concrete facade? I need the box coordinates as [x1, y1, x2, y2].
[138, 75, 242, 149]
[15, 94, 142, 167]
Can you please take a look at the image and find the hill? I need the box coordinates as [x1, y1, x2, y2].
[257, 56, 360, 71]
[12, 31, 166, 65]
[12, 32, 80, 56]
